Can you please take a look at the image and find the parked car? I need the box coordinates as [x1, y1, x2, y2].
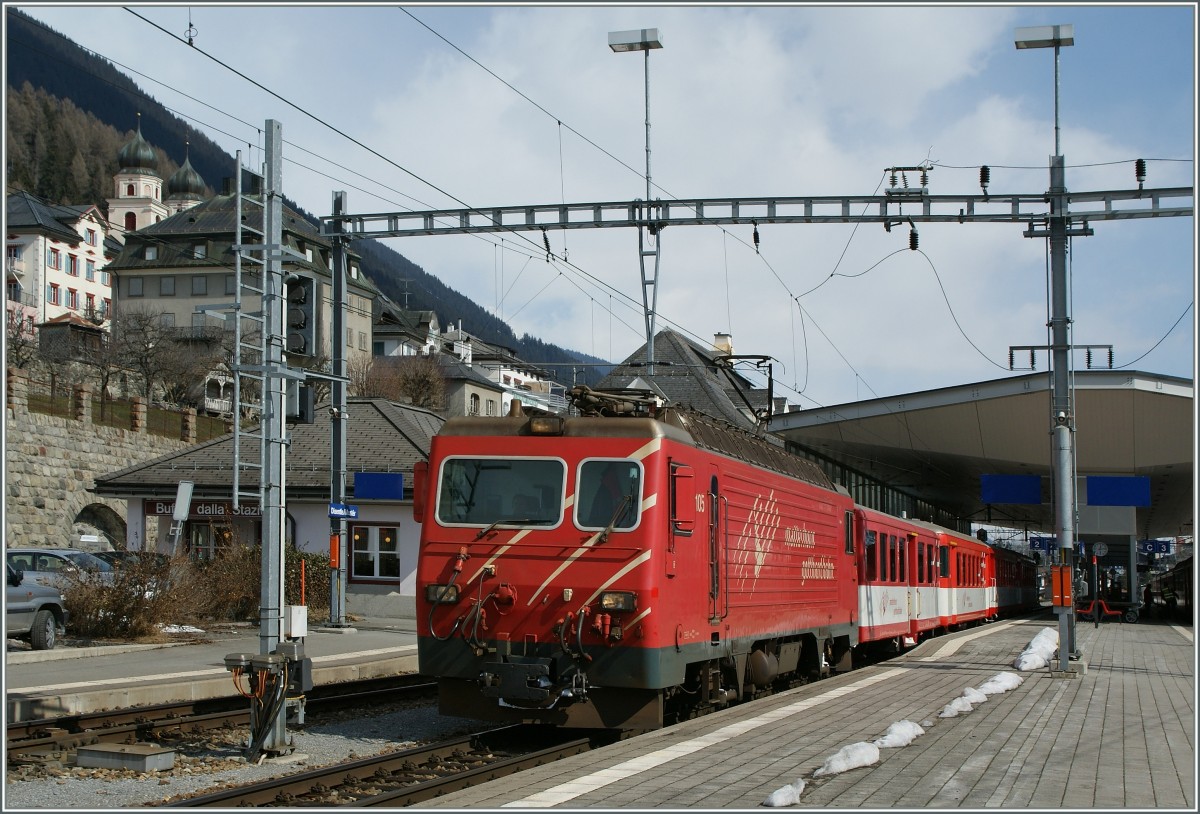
[6, 563, 69, 650]
[4, 548, 115, 591]
[93, 550, 170, 570]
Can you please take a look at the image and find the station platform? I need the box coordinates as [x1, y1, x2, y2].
[408, 614, 1195, 810]
[4, 618, 420, 722]
[4, 614, 1194, 808]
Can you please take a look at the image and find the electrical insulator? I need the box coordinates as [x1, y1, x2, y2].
[752, 221, 760, 254]
[542, 229, 551, 262]
[1086, 348, 1093, 368]
[1030, 350, 1036, 371]
[902, 172, 910, 189]
[1108, 348, 1114, 368]
[909, 229, 918, 251]
[979, 165, 991, 192]
[1008, 348, 1015, 370]
[889, 170, 898, 188]
[920, 168, 928, 187]
[1135, 158, 1146, 186]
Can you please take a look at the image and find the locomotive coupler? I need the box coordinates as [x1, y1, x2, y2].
[561, 671, 589, 701]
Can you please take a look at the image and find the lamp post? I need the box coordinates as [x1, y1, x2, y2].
[609, 28, 663, 374]
[1015, 23, 1080, 671]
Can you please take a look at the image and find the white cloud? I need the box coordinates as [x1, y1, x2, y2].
[15, 4, 1194, 404]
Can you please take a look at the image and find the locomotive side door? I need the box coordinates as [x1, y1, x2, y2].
[935, 534, 951, 627]
[707, 471, 727, 626]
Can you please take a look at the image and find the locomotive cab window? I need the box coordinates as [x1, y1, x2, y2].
[436, 457, 564, 527]
[576, 459, 642, 531]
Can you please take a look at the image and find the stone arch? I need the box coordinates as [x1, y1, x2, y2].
[74, 502, 126, 549]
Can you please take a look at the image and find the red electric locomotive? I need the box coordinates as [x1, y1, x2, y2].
[414, 387, 859, 729]
[414, 386, 1041, 730]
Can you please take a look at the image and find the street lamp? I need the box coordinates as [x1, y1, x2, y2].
[609, 27, 663, 374]
[1015, 23, 1082, 672]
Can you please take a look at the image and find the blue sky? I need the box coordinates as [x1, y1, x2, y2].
[7, 3, 1195, 408]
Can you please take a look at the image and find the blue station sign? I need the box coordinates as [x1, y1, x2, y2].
[1137, 539, 1173, 555]
[328, 502, 359, 519]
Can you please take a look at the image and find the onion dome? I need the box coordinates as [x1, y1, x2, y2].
[167, 153, 207, 199]
[118, 114, 157, 171]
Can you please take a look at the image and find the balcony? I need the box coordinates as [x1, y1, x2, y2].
[6, 288, 38, 308]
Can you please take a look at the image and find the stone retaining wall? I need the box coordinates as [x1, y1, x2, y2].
[4, 368, 198, 548]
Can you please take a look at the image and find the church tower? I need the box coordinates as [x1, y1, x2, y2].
[106, 113, 168, 241]
[165, 141, 208, 215]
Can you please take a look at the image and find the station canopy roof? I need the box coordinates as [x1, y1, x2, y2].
[768, 371, 1194, 545]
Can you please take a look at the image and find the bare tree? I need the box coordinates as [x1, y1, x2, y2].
[109, 305, 183, 401]
[348, 353, 445, 409]
[349, 354, 402, 400]
[76, 330, 125, 419]
[158, 338, 225, 407]
[3, 308, 39, 369]
[393, 354, 446, 410]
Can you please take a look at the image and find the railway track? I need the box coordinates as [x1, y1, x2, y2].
[5, 674, 435, 763]
[161, 725, 606, 807]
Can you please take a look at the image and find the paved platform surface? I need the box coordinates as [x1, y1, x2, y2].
[4, 614, 1193, 808]
[408, 615, 1195, 810]
[4, 618, 420, 721]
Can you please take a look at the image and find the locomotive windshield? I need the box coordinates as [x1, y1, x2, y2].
[436, 457, 564, 527]
[576, 459, 642, 531]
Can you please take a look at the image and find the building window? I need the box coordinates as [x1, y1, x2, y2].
[193, 243, 206, 259]
[191, 275, 207, 296]
[128, 277, 144, 297]
[85, 260, 96, 281]
[469, 394, 480, 415]
[126, 183, 135, 196]
[350, 525, 401, 581]
[48, 284, 60, 305]
[100, 271, 110, 286]
[101, 298, 111, 317]
[144, 245, 158, 260]
[7, 281, 21, 302]
[66, 289, 78, 310]
[347, 327, 354, 346]
[160, 276, 176, 296]
[358, 331, 367, 351]
[225, 274, 236, 295]
[124, 212, 136, 232]
[85, 293, 95, 314]
[161, 312, 175, 328]
[85, 229, 97, 246]
[6, 245, 21, 261]
[48, 248, 61, 269]
[486, 399, 497, 416]
[67, 255, 79, 276]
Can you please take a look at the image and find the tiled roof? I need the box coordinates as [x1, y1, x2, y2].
[92, 398, 444, 501]
[598, 329, 763, 432]
[437, 354, 504, 390]
[134, 194, 327, 244]
[5, 191, 87, 243]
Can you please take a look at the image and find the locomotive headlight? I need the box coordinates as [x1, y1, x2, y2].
[599, 591, 637, 612]
[425, 584, 461, 604]
[528, 415, 565, 435]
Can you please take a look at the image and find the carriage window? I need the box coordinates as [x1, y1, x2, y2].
[917, 541, 925, 583]
[865, 531, 877, 581]
[939, 546, 950, 578]
[888, 535, 897, 582]
[899, 536, 906, 582]
[576, 459, 642, 531]
[436, 457, 564, 527]
[844, 511, 854, 554]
